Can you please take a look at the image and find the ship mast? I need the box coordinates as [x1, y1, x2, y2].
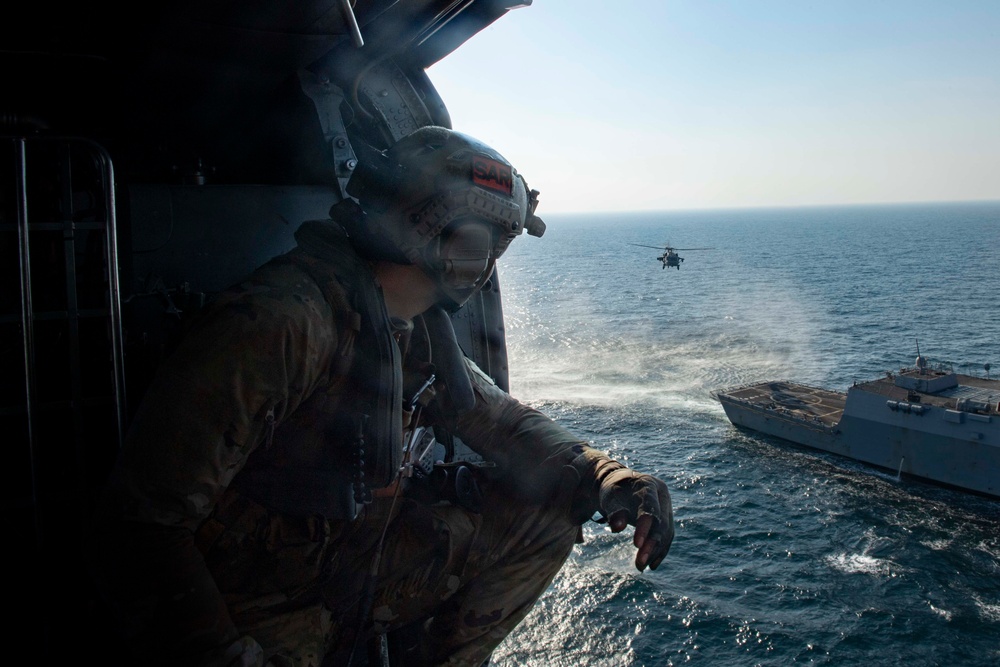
[915, 338, 927, 374]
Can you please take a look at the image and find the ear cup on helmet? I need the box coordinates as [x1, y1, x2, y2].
[434, 222, 493, 289]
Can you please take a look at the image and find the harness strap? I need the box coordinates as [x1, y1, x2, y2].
[288, 220, 404, 492]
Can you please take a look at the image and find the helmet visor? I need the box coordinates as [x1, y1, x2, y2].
[436, 220, 494, 290]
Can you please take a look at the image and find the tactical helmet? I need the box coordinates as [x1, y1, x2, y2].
[345, 126, 545, 310]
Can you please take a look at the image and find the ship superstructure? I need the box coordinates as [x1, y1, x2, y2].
[716, 356, 999, 498]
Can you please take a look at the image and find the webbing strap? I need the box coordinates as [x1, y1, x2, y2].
[288, 220, 403, 491]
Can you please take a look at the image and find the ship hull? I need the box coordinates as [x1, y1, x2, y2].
[717, 378, 1000, 498]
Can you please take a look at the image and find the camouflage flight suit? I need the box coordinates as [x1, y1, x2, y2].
[90, 218, 610, 667]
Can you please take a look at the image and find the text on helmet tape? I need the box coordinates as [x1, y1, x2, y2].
[472, 155, 513, 196]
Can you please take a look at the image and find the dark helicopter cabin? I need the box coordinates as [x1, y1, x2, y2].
[2, 2, 531, 661]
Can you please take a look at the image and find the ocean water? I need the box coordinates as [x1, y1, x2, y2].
[486, 201, 1000, 666]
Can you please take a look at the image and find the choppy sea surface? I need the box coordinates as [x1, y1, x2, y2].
[487, 201, 1000, 666]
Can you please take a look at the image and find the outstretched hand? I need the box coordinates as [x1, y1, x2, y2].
[598, 468, 674, 571]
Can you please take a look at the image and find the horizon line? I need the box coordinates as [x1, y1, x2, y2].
[542, 197, 1000, 217]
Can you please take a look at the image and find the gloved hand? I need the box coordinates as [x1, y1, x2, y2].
[578, 452, 674, 572]
[204, 636, 264, 667]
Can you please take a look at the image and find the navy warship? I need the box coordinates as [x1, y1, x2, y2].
[715, 354, 999, 498]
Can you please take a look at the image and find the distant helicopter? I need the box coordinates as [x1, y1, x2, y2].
[629, 243, 715, 269]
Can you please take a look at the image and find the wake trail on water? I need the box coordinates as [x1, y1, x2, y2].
[502, 279, 825, 411]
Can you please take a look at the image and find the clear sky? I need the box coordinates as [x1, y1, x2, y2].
[426, 1, 1000, 214]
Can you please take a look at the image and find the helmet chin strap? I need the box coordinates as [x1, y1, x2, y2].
[430, 265, 488, 313]
[433, 285, 468, 314]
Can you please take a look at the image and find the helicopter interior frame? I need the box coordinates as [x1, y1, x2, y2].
[3, 1, 533, 660]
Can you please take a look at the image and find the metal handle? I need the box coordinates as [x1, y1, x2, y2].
[338, 0, 365, 48]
